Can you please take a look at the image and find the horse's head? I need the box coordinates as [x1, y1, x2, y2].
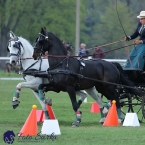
[7, 31, 24, 66]
[33, 27, 68, 60]
[33, 27, 52, 60]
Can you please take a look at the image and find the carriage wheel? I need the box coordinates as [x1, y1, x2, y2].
[141, 95, 145, 119]
[120, 93, 144, 123]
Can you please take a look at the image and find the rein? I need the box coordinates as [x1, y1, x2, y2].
[87, 39, 124, 51]
[45, 43, 135, 58]
[20, 43, 135, 59]
[34, 69, 140, 90]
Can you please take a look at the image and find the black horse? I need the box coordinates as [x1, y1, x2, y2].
[32, 27, 143, 125]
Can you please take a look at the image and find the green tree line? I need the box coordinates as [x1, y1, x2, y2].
[0, 0, 145, 69]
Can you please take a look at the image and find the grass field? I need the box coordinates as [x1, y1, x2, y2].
[0, 71, 145, 145]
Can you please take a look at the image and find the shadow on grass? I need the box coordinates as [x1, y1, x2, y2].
[58, 120, 101, 126]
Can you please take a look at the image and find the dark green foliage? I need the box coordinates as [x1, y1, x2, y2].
[1, 0, 145, 60]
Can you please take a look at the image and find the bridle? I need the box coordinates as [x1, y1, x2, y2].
[8, 37, 43, 73]
[34, 32, 50, 55]
[8, 38, 24, 58]
[7, 38, 24, 74]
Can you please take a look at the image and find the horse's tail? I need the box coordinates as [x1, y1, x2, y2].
[113, 62, 144, 97]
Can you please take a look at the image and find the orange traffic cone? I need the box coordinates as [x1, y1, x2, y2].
[41, 111, 46, 121]
[90, 102, 100, 113]
[103, 100, 119, 126]
[36, 110, 43, 122]
[46, 105, 56, 119]
[18, 105, 38, 136]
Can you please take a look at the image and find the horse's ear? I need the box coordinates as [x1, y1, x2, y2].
[10, 31, 16, 38]
[41, 27, 44, 34]
[41, 27, 46, 34]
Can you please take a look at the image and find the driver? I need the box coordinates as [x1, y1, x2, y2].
[124, 11, 145, 70]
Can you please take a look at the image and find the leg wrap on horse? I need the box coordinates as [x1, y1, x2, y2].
[114, 98, 124, 122]
[38, 90, 51, 119]
[72, 110, 82, 127]
[38, 90, 45, 101]
[103, 101, 111, 109]
[76, 110, 82, 123]
[13, 88, 21, 101]
[117, 108, 124, 120]
[38, 90, 52, 106]
[100, 108, 105, 118]
[12, 88, 21, 109]
[44, 110, 50, 119]
[32, 90, 46, 110]
[99, 108, 106, 124]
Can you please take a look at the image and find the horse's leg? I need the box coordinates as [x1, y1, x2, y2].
[85, 86, 109, 123]
[12, 76, 43, 109]
[24, 78, 52, 119]
[101, 89, 123, 123]
[114, 91, 124, 122]
[38, 84, 51, 119]
[31, 90, 51, 120]
[76, 90, 87, 106]
[85, 87, 103, 107]
[66, 86, 81, 127]
[12, 86, 21, 109]
[12, 76, 51, 119]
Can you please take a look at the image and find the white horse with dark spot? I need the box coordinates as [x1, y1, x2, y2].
[7, 31, 107, 125]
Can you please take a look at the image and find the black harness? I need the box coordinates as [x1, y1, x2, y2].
[27, 57, 86, 90]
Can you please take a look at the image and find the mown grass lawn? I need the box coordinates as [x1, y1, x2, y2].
[0, 72, 145, 145]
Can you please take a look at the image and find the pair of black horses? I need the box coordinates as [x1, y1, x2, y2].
[28, 27, 144, 125]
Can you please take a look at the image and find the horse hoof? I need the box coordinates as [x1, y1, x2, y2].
[99, 117, 105, 124]
[44, 98, 52, 106]
[118, 118, 124, 124]
[12, 100, 20, 109]
[72, 121, 80, 127]
[102, 107, 108, 116]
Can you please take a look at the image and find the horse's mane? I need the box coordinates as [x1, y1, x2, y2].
[49, 32, 67, 55]
[18, 37, 34, 54]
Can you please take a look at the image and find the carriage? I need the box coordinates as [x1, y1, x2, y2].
[8, 29, 145, 126]
[114, 68, 145, 122]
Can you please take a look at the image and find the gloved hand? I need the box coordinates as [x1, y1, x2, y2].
[134, 40, 142, 45]
[124, 36, 130, 41]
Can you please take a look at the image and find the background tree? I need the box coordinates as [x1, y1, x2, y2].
[0, 0, 86, 69]
[83, 0, 142, 58]
[1, 0, 145, 70]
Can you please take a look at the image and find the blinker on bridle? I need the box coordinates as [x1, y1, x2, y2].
[33, 33, 49, 55]
[8, 38, 24, 57]
[39, 33, 49, 40]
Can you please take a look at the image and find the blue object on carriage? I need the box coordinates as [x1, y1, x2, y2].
[123, 68, 143, 71]
[124, 44, 145, 70]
